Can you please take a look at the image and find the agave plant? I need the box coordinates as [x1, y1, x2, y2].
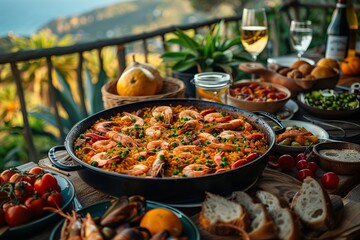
[30, 66, 108, 141]
[161, 20, 252, 79]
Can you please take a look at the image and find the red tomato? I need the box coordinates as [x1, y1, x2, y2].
[9, 173, 32, 184]
[276, 92, 287, 99]
[321, 172, 339, 189]
[29, 167, 45, 175]
[267, 93, 276, 99]
[297, 169, 314, 182]
[25, 196, 47, 219]
[4, 204, 32, 227]
[0, 208, 5, 227]
[295, 153, 306, 162]
[307, 162, 318, 174]
[266, 154, 279, 168]
[296, 160, 308, 170]
[249, 83, 258, 89]
[14, 181, 34, 201]
[46, 191, 63, 208]
[233, 88, 242, 94]
[0, 169, 17, 183]
[34, 173, 59, 196]
[277, 154, 295, 170]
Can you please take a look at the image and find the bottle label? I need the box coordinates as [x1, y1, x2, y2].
[325, 35, 348, 60]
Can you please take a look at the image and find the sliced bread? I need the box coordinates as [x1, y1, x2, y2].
[256, 190, 301, 240]
[199, 192, 249, 235]
[291, 176, 335, 230]
[232, 191, 278, 239]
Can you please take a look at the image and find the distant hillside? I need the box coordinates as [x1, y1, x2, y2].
[38, 0, 234, 43]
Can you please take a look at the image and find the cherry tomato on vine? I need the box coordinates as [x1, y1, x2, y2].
[9, 173, 32, 184]
[307, 162, 318, 174]
[4, 204, 32, 227]
[321, 172, 339, 190]
[297, 169, 314, 182]
[14, 181, 34, 201]
[0, 169, 17, 183]
[296, 160, 308, 170]
[25, 196, 47, 219]
[277, 154, 295, 170]
[34, 173, 59, 196]
[295, 153, 306, 162]
[46, 191, 63, 208]
[29, 167, 45, 175]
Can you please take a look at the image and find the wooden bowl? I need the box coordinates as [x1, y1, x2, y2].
[313, 141, 360, 175]
[227, 81, 291, 113]
[239, 62, 340, 95]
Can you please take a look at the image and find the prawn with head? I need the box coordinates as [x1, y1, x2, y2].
[121, 112, 144, 131]
[149, 106, 173, 126]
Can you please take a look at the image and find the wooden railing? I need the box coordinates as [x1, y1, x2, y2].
[0, 0, 358, 163]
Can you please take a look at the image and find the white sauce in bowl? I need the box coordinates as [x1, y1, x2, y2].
[319, 149, 360, 162]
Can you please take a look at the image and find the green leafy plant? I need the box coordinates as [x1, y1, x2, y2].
[30, 66, 108, 140]
[161, 20, 252, 79]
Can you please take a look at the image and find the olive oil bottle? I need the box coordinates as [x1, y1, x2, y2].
[325, 0, 350, 61]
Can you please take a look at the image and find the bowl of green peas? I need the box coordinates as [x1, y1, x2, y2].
[297, 88, 360, 119]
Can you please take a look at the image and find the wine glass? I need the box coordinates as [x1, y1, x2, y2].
[241, 8, 269, 63]
[289, 20, 312, 59]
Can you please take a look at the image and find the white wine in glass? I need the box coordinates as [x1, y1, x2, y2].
[290, 20, 312, 59]
[241, 8, 268, 62]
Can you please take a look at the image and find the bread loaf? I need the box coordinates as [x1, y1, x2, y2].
[291, 176, 335, 230]
[199, 192, 249, 236]
[256, 190, 301, 240]
[232, 191, 278, 239]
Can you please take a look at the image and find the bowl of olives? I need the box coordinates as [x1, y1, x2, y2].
[297, 89, 360, 119]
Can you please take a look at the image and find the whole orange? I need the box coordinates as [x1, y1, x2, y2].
[340, 56, 360, 75]
[139, 208, 183, 237]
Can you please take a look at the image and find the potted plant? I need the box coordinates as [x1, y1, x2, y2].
[161, 20, 252, 97]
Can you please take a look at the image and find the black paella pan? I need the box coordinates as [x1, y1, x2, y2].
[48, 99, 284, 204]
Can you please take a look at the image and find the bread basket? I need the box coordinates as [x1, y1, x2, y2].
[101, 77, 185, 109]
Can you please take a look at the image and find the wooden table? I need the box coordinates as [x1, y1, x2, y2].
[10, 74, 360, 240]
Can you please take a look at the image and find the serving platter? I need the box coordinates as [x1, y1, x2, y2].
[273, 120, 329, 154]
[275, 99, 299, 120]
[297, 92, 360, 119]
[50, 200, 200, 240]
[1, 173, 75, 238]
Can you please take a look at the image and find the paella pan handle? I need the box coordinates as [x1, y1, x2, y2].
[48, 145, 83, 171]
[254, 111, 286, 134]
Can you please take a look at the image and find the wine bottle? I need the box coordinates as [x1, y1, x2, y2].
[347, 0, 358, 57]
[325, 0, 350, 61]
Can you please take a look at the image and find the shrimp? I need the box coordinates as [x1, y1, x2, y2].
[200, 108, 216, 116]
[151, 150, 165, 177]
[183, 164, 212, 177]
[105, 131, 138, 148]
[121, 112, 144, 131]
[145, 125, 164, 139]
[213, 151, 224, 166]
[197, 132, 219, 143]
[207, 143, 237, 151]
[91, 139, 117, 151]
[133, 150, 155, 160]
[150, 106, 173, 125]
[147, 140, 170, 151]
[58, 210, 82, 240]
[218, 130, 245, 141]
[173, 145, 202, 158]
[178, 110, 204, 120]
[276, 129, 305, 146]
[90, 152, 123, 167]
[82, 213, 103, 240]
[123, 164, 149, 176]
[204, 112, 232, 123]
[216, 118, 253, 132]
[177, 120, 204, 134]
[93, 121, 117, 133]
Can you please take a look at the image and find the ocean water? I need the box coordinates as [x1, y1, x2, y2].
[0, 0, 129, 37]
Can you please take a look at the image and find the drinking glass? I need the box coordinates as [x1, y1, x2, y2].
[241, 8, 269, 63]
[290, 20, 312, 59]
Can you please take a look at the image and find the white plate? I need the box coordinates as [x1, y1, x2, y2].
[267, 56, 315, 67]
[273, 120, 330, 154]
[276, 99, 299, 120]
